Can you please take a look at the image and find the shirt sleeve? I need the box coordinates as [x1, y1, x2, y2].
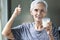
[11, 24, 26, 40]
[52, 23, 59, 40]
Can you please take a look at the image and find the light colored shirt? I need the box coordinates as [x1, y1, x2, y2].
[11, 22, 49, 40]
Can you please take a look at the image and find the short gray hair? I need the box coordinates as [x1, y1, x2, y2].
[30, 0, 48, 10]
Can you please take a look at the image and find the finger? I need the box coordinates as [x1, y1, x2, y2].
[47, 21, 52, 26]
[48, 21, 52, 24]
[18, 4, 20, 8]
[18, 4, 21, 10]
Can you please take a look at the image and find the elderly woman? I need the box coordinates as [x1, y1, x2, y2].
[2, 0, 58, 40]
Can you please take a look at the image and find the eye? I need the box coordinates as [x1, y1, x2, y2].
[41, 10, 44, 12]
[34, 9, 38, 12]
[41, 9, 45, 12]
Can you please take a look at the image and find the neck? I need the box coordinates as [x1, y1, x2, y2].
[34, 20, 43, 31]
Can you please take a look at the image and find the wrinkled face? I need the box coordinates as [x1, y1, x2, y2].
[30, 3, 47, 22]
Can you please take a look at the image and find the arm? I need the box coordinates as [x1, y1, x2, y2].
[48, 32, 54, 40]
[2, 5, 21, 39]
[45, 22, 59, 40]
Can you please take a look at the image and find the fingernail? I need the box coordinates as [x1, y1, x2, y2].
[18, 4, 20, 7]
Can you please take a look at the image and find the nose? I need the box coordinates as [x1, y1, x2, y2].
[37, 11, 41, 15]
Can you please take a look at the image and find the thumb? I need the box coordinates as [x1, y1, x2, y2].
[18, 4, 20, 8]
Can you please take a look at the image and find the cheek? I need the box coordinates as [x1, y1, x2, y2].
[31, 11, 37, 16]
[31, 12, 37, 19]
[42, 13, 47, 17]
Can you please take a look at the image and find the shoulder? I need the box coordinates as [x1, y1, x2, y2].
[21, 22, 34, 29]
[11, 22, 34, 30]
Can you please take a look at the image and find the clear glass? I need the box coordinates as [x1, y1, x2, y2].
[42, 18, 50, 28]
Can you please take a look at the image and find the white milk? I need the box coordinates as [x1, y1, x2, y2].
[42, 18, 50, 28]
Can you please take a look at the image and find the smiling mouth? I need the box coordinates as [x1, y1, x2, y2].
[37, 16, 42, 19]
[35, 15, 42, 19]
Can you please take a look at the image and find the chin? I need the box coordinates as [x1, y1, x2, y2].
[36, 19, 42, 22]
[34, 18, 42, 22]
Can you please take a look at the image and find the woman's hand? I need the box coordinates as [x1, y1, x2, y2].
[44, 22, 52, 34]
[12, 4, 21, 17]
[44, 22, 54, 40]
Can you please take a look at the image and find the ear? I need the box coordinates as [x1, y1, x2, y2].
[30, 10, 33, 15]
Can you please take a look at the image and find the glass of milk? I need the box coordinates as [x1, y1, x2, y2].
[42, 18, 50, 28]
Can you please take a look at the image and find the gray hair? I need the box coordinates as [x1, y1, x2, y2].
[30, 0, 48, 10]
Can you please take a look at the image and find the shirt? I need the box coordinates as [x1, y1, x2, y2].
[11, 22, 49, 40]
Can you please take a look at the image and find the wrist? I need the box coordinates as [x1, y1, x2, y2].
[49, 33, 54, 40]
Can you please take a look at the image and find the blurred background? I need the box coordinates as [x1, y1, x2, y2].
[0, 0, 60, 40]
